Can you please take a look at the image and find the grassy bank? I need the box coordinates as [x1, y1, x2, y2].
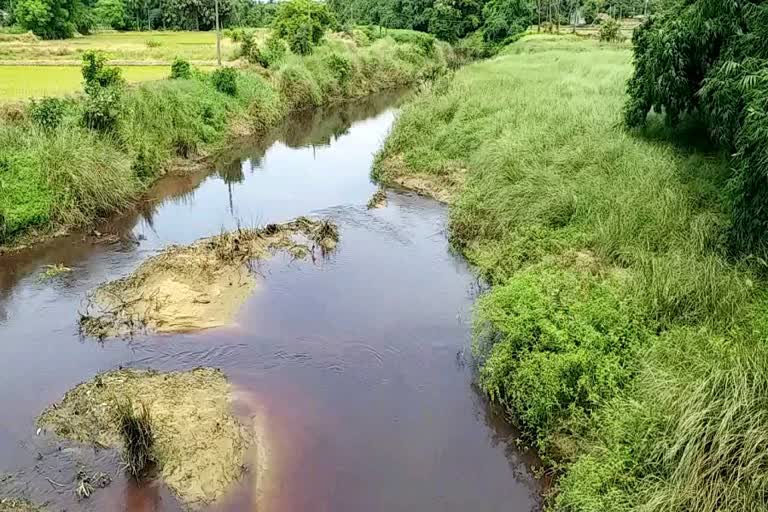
[0, 31, 453, 246]
[376, 34, 768, 511]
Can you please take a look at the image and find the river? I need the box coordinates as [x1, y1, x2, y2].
[0, 91, 542, 512]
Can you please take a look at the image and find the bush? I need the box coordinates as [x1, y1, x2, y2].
[170, 57, 192, 79]
[324, 52, 352, 84]
[599, 17, 623, 42]
[81, 50, 123, 91]
[145, 39, 161, 48]
[80, 50, 123, 133]
[262, 35, 287, 68]
[238, 30, 261, 64]
[389, 30, 436, 56]
[29, 97, 67, 130]
[82, 86, 122, 132]
[476, 267, 647, 440]
[211, 67, 238, 96]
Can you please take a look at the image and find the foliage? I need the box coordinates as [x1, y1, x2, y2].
[210, 66, 238, 96]
[170, 56, 192, 79]
[324, 52, 353, 83]
[272, 0, 336, 55]
[481, 0, 531, 43]
[93, 0, 126, 29]
[388, 28, 436, 55]
[579, 0, 599, 23]
[476, 267, 646, 440]
[624, 1, 768, 254]
[598, 16, 623, 42]
[237, 29, 261, 64]
[14, 0, 79, 38]
[81, 50, 124, 133]
[81, 50, 124, 91]
[262, 34, 287, 67]
[29, 97, 67, 130]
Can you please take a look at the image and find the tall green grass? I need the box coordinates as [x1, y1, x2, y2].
[376, 34, 766, 510]
[0, 32, 452, 244]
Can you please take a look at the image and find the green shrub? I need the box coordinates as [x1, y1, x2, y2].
[324, 52, 352, 83]
[599, 18, 624, 42]
[476, 267, 647, 440]
[262, 34, 287, 67]
[211, 67, 238, 96]
[29, 97, 67, 131]
[278, 64, 321, 110]
[80, 50, 123, 133]
[82, 86, 123, 133]
[624, 3, 768, 254]
[170, 57, 192, 79]
[238, 30, 261, 64]
[225, 27, 245, 42]
[389, 30, 436, 56]
[145, 39, 161, 48]
[81, 50, 123, 91]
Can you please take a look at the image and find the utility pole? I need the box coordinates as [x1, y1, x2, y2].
[215, 0, 221, 66]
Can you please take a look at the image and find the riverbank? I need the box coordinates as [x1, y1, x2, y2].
[377, 34, 767, 510]
[0, 30, 453, 249]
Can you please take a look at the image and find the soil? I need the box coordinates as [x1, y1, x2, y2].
[376, 154, 464, 204]
[37, 368, 261, 509]
[79, 217, 339, 339]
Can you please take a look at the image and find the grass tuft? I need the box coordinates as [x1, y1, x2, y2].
[115, 399, 156, 478]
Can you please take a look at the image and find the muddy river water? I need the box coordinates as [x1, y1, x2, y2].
[0, 91, 542, 511]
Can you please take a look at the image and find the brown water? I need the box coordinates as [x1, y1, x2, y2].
[0, 91, 543, 512]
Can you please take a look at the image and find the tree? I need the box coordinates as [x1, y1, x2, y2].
[482, 0, 531, 43]
[272, 0, 336, 54]
[94, 0, 126, 28]
[14, 0, 84, 38]
[625, 0, 768, 252]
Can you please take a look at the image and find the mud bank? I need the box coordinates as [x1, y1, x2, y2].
[38, 368, 259, 508]
[80, 217, 339, 339]
[374, 155, 464, 204]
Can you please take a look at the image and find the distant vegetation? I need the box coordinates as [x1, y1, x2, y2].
[0, 0, 665, 46]
[377, 33, 768, 511]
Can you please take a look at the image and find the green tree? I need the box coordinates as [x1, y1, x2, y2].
[14, 0, 81, 38]
[94, 0, 126, 28]
[272, 0, 336, 54]
[482, 0, 531, 43]
[625, 0, 768, 252]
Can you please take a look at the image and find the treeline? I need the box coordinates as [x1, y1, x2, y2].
[626, 0, 768, 256]
[0, 0, 280, 38]
[0, 0, 667, 42]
